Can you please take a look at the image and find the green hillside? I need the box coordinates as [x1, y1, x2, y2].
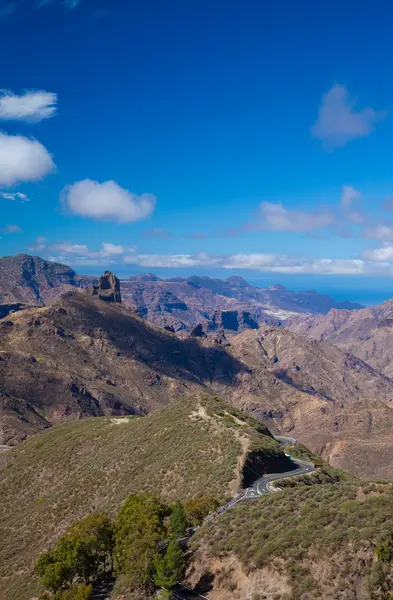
[191, 480, 393, 599]
[0, 395, 282, 600]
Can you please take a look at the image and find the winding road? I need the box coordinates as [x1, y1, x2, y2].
[208, 435, 315, 514]
[92, 436, 315, 600]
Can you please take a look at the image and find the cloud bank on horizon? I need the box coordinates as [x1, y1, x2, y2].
[4, 82, 393, 275]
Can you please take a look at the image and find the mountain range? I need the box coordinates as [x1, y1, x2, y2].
[4, 256, 393, 599]
[287, 299, 393, 378]
[0, 255, 362, 333]
[0, 272, 393, 479]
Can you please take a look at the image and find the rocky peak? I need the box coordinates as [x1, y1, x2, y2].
[92, 271, 121, 303]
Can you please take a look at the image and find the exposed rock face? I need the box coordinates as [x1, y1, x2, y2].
[2, 294, 393, 477]
[92, 271, 121, 303]
[0, 254, 94, 305]
[286, 300, 393, 377]
[0, 255, 363, 333]
[210, 310, 259, 332]
[189, 323, 206, 337]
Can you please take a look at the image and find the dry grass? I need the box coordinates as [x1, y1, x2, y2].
[0, 395, 280, 600]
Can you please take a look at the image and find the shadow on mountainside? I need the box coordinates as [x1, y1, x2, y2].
[56, 292, 249, 387]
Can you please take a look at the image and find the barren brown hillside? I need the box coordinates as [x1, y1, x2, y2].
[1, 289, 393, 476]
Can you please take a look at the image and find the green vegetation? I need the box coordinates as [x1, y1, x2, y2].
[153, 540, 185, 596]
[36, 493, 190, 600]
[183, 497, 220, 526]
[0, 395, 280, 600]
[193, 481, 393, 599]
[170, 501, 188, 538]
[35, 512, 113, 599]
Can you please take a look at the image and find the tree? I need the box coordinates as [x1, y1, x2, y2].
[183, 497, 219, 526]
[36, 538, 78, 592]
[153, 540, 185, 592]
[114, 493, 170, 591]
[170, 501, 188, 539]
[67, 512, 114, 573]
[36, 514, 114, 595]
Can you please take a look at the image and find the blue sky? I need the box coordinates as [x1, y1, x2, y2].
[3, 0, 393, 294]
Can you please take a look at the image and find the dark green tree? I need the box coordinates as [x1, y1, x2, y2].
[114, 493, 170, 591]
[170, 501, 188, 539]
[153, 540, 185, 592]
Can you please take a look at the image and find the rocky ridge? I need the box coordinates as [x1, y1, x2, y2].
[0, 277, 393, 478]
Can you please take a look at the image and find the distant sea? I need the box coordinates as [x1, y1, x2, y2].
[107, 268, 393, 308]
[249, 277, 393, 308]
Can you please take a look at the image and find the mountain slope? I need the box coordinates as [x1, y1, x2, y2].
[189, 480, 393, 600]
[0, 289, 244, 443]
[0, 396, 283, 600]
[1, 288, 393, 477]
[121, 273, 363, 331]
[286, 300, 393, 377]
[0, 254, 93, 306]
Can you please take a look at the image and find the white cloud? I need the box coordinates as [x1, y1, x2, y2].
[362, 246, 393, 261]
[0, 191, 29, 201]
[28, 236, 47, 252]
[61, 179, 156, 223]
[257, 202, 333, 232]
[28, 238, 393, 277]
[312, 84, 385, 149]
[47, 241, 126, 264]
[340, 185, 364, 225]
[0, 133, 55, 187]
[122, 251, 370, 275]
[340, 185, 361, 211]
[101, 242, 125, 256]
[0, 90, 57, 123]
[363, 225, 393, 243]
[64, 0, 80, 7]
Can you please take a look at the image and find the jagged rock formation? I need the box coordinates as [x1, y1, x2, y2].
[92, 270, 121, 303]
[0, 255, 363, 333]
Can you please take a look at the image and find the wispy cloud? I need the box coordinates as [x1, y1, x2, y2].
[64, 0, 80, 8]
[122, 251, 375, 275]
[1, 191, 29, 201]
[251, 202, 333, 233]
[28, 236, 46, 252]
[0, 2, 16, 18]
[362, 225, 393, 243]
[61, 179, 156, 224]
[29, 236, 393, 277]
[1, 224, 23, 233]
[312, 84, 386, 149]
[0, 90, 57, 122]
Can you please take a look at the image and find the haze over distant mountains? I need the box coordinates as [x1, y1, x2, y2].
[0, 254, 363, 332]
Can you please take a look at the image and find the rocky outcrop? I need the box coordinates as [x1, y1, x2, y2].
[92, 271, 121, 303]
[189, 323, 206, 338]
[210, 310, 259, 332]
